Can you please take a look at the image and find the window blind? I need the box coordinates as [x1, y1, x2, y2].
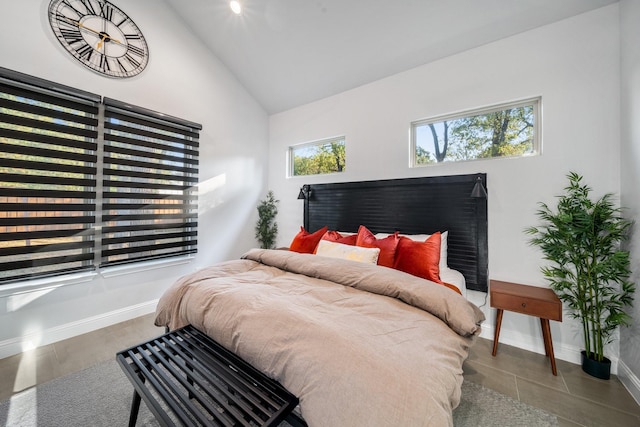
[0, 67, 201, 285]
[0, 73, 99, 283]
[101, 98, 200, 268]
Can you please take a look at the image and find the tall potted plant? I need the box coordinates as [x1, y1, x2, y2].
[255, 191, 279, 249]
[525, 172, 635, 379]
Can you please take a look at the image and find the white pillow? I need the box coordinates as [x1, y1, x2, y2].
[440, 266, 466, 297]
[375, 230, 448, 270]
[316, 240, 380, 264]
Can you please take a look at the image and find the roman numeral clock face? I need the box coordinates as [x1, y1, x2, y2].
[48, 0, 149, 78]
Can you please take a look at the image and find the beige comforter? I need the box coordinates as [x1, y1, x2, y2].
[155, 249, 485, 427]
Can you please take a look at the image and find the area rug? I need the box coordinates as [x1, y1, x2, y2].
[0, 360, 558, 426]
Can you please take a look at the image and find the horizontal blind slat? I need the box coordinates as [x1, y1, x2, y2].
[103, 144, 198, 166]
[102, 213, 196, 222]
[0, 128, 98, 153]
[105, 123, 199, 150]
[104, 108, 201, 139]
[0, 112, 97, 139]
[103, 156, 198, 174]
[0, 157, 96, 175]
[102, 180, 193, 192]
[0, 97, 98, 126]
[0, 228, 92, 242]
[0, 188, 95, 199]
[0, 216, 96, 226]
[102, 168, 199, 183]
[102, 191, 195, 201]
[0, 240, 95, 257]
[103, 203, 197, 211]
[0, 81, 99, 114]
[103, 230, 197, 246]
[101, 221, 198, 234]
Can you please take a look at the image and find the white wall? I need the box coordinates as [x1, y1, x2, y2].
[619, 0, 640, 401]
[269, 5, 622, 369]
[0, 0, 269, 357]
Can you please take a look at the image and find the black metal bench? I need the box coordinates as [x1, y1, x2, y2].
[116, 324, 306, 427]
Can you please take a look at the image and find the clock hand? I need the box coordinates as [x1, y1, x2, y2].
[96, 34, 106, 50]
[59, 15, 101, 36]
[60, 15, 125, 46]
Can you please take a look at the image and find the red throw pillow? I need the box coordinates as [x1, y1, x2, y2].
[289, 226, 328, 253]
[355, 225, 400, 268]
[393, 232, 442, 284]
[322, 230, 357, 246]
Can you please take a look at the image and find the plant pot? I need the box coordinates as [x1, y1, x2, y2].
[581, 350, 611, 380]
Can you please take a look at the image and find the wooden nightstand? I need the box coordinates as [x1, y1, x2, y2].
[490, 280, 563, 375]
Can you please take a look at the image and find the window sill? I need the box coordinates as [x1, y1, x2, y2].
[99, 256, 195, 279]
[0, 271, 98, 299]
[0, 257, 194, 299]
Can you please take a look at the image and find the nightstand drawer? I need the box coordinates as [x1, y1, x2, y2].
[491, 292, 561, 319]
[490, 279, 562, 321]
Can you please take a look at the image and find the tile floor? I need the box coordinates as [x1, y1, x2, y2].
[465, 337, 640, 426]
[1, 314, 639, 426]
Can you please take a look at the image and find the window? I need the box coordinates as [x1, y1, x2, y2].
[101, 98, 199, 268]
[0, 67, 200, 284]
[411, 98, 540, 166]
[289, 136, 345, 177]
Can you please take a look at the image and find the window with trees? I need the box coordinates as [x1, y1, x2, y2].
[0, 67, 200, 285]
[290, 136, 345, 177]
[411, 98, 540, 166]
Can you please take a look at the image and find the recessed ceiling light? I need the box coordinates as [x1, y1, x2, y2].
[230, 1, 242, 15]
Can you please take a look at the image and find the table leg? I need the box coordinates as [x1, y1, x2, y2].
[492, 308, 504, 356]
[540, 318, 558, 376]
[128, 390, 142, 427]
[540, 318, 550, 357]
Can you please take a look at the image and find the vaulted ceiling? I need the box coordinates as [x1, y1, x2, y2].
[166, 0, 618, 114]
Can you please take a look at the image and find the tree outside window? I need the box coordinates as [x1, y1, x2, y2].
[412, 98, 540, 165]
[290, 137, 345, 177]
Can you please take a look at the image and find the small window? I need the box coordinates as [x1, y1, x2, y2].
[411, 98, 540, 166]
[289, 136, 345, 177]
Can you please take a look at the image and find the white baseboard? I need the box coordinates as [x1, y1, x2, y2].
[618, 359, 640, 405]
[0, 299, 158, 360]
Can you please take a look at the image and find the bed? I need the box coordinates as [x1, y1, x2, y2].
[155, 173, 488, 426]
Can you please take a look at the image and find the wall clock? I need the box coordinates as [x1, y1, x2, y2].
[48, 0, 149, 78]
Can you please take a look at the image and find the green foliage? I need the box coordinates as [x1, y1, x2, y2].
[293, 141, 345, 176]
[416, 104, 534, 164]
[525, 172, 635, 362]
[255, 191, 279, 249]
[415, 146, 435, 165]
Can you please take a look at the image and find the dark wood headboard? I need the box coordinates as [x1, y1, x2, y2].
[302, 174, 488, 292]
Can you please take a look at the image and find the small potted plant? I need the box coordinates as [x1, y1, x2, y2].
[525, 172, 635, 379]
[255, 191, 279, 249]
